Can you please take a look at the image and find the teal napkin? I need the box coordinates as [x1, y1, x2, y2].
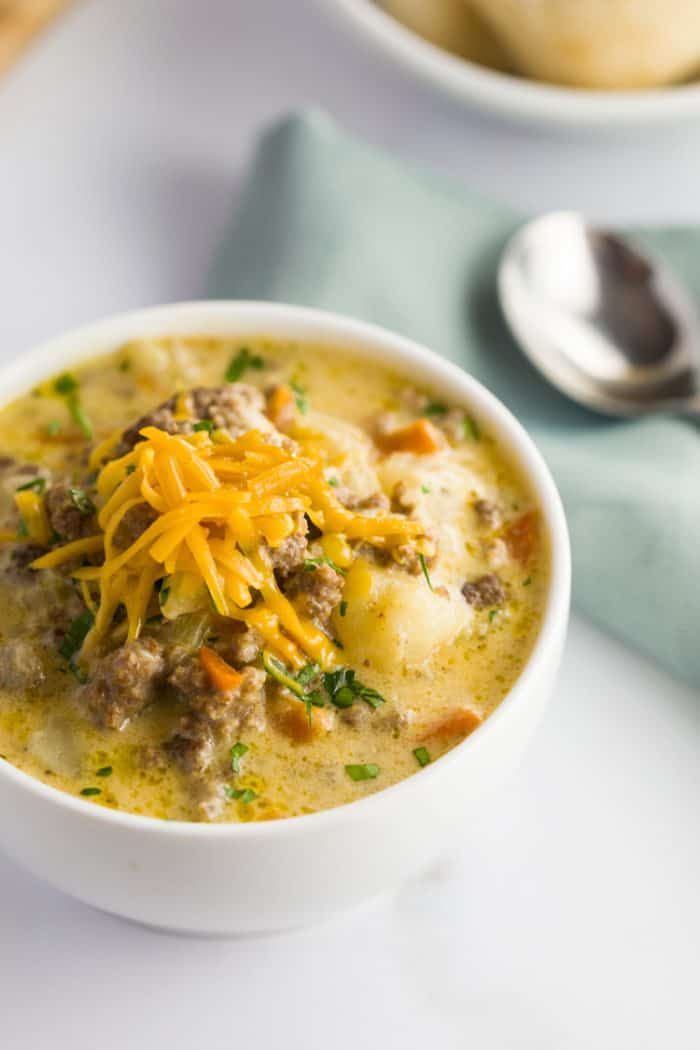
[210, 111, 700, 688]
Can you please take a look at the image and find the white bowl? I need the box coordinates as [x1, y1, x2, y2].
[0, 301, 570, 936]
[323, 0, 700, 130]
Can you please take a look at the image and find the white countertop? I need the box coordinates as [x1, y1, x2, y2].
[1, 2, 699, 1047]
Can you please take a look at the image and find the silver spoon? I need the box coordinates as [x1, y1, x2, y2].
[498, 210, 700, 417]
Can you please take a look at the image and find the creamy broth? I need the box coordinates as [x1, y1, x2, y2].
[0, 337, 547, 821]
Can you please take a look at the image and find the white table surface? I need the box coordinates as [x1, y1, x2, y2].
[1, 2, 699, 1047]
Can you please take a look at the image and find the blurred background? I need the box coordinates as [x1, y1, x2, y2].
[3, 0, 700, 354]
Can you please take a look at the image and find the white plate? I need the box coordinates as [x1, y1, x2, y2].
[323, 0, 700, 129]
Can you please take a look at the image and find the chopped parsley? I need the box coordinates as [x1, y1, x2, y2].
[225, 786, 258, 804]
[296, 662, 320, 687]
[118, 358, 131, 372]
[67, 395, 93, 439]
[339, 600, 348, 617]
[125, 464, 136, 476]
[46, 420, 61, 437]
[230, 741, 248, 774]
[59, 609, 94, 663]
[193, 419, 214, 433]
[80, 787, 101, 797]
[418, 553, 434, 591]
[463, 416, 480, 441]
[523, 577, 532, 587]
[324, 668, 385, 710]
[489, 609, 498, 623]
[15, 477, 46, 494]
[328, 477, 339, 487]
[67, 662, 89, 684]
[290, 380, 308, 415]
[420, 484, 431, 494]
[345, 763, 380, 782]
[69, 487, 95, 517]
[54, 373, 92, 439]
[413, 746, 431, 767]
[225, 347, 264, 382]
[95, 766, 113, 777]
[262, 651, 308, 699]
[54, 373, 78, 395]
[423, 401, 447, 417]
[158, 582, 171, 607]
[303, 556, 346, 575]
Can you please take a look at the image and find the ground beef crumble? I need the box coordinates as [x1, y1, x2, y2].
[283, 562, 344, 628]
[45, 481, 96, 543]
[164, 658, 266, 775]
[82, 636, 167, 730]
[461, 573, 506, 609]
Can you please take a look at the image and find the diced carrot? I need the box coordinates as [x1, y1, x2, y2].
[271, 699, 334, 743]
[266, 385, 295, 429]
[503, 510, 539, 565]
[198, 646, 243, 692]
[375, 418, 442, 455]
[421, 708, 482, 742]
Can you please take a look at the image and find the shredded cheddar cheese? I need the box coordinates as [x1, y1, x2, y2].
[32, 425, 422, 665]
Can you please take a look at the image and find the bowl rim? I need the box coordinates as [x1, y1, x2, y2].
[0, 300, 570, 840]
[322, 0, 700, 128]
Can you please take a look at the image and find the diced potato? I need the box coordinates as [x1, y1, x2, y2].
[304, 412, 381, 500]
[335, 562, 472, 673]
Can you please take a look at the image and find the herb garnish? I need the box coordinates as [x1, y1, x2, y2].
[339, 600, 348, 618]
[262, 652, 385, 719]
[158, 581, 171, 607]
[69, 487, 95, 517]
[225, 347, 264, 382]
[489, 609, 498, 623]
[345, 764, 380, 782]
[323, 668, 385, 710]
[418, 553, 433, 591]
[46, 420, 61, 437]
[296, 662, 320, 687]
[262, 652, 326, 723]
[262, 651, 309, 699]
[59, 609, 94, 663]
[328, 477, 339, 487]
[420, 484, 431, 494]
[193, 419, 214, 433]
[523, 577, 532, 587]
[413, 746, 431, 767]
[230, 741, 248, 774]
[95, 766, 113, 777]
[80, 787, 101, 797]
[15, 477, 46, 494]
[463, 416, 480, 441]
[125, 464, 136, 476]
[54, 373, 93, 439]
[302, 556, 347, 575]
[423, 402, 447, 417]
[54, 373, 77, 395]
[225, 786, 258, 804]
[290, 380, 308, 415]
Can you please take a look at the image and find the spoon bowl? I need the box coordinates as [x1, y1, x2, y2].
[498, 211, 700, 417]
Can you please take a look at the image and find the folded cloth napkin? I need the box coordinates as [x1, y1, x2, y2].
[209, 111, 700, 688]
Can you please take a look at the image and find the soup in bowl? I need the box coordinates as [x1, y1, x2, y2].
[0, 302, 569, 934]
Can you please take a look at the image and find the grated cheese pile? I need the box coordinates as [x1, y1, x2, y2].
[32, 425, 422, 668]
